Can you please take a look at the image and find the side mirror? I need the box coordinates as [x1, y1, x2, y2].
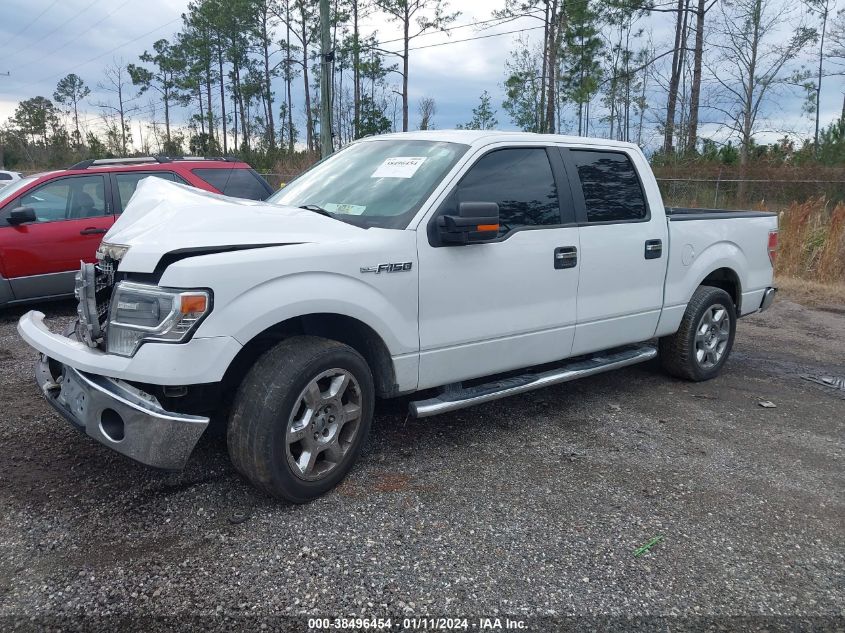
[7, 207, 37, 225]
[438, 202, 500, 245]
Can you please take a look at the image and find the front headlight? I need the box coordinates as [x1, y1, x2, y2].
[106, 282, 211, 357]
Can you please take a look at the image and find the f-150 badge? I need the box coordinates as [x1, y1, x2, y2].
[360, 262, 413, 274]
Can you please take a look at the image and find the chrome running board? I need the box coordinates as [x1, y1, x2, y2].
[409, 344, 658, 418]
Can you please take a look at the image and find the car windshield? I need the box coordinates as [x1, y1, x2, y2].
[267, 139, 469, 229]
[0, 176, 38, 205]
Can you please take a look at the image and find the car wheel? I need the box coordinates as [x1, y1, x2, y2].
[659, 285, 737, 381]
[227, 336, 374, 503]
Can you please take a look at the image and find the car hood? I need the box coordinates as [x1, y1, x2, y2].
[107, 177, 364, 272]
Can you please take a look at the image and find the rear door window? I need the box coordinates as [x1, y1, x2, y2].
[570, 150, 647, 223]
[114, 171, 178, 212]
[192, 168, 272, 200]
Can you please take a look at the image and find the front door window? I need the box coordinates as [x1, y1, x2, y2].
[19, 175, 107, 222]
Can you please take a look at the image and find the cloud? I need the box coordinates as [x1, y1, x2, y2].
[0, 0, 841, 152]
[0, 0, 188, 122]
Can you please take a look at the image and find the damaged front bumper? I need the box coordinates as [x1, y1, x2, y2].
[35, 355, 209, 470]
[22, 312, 211, 471]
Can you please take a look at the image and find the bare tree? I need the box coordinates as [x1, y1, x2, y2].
[804, 0, 835, 148]
[663, 0, 691, 156]
[685, 0, 718, 154]
[372, 0, 459, 132]
[273, 0, 318, 152]
[96, 59, 137, 156]
[417, 96, 436, 129]
[543, 0, 565, 132]
[830, 8, 845, 119]
[494, 0, 566, 133]
[349, 0, 372, 139]
[707, 0, 815, 169]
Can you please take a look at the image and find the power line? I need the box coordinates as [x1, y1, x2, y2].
[6, 0, 104, 66]
[372, 10, 545, 47]
[14, 0, 135, 74]
[364, 24, 545, 55]
[7, 16, 182, 93]
[8, 11, 548, 137]
[122, 23, 546, 122]
[408, 25, 544, 52]
[0, 0, 61, 59]
[78, 22, 548, 132]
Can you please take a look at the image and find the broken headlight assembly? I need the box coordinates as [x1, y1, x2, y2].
[96, 242, 130, 262]
[106, 282, 211, 357]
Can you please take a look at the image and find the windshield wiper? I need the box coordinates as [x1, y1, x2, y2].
[299, 204, 333, 217]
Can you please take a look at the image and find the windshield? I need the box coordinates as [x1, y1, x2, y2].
[0, 176, 39, 205]
[268, 139, 469, 229]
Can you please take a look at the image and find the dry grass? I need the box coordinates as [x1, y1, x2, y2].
[775, 276, 845, 307]
[776, 197, 845, 284]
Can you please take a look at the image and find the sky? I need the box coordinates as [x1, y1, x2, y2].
[0, 0, 842, 152]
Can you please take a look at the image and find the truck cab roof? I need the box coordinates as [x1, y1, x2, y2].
[365, 129, 641, 152]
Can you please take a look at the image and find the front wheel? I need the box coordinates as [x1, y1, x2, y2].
[227, 336, 374, 503]
[659, 285, 737, 381]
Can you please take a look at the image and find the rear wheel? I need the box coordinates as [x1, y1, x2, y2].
[227, 336, 374, 503]
[659, 285, 737, 381]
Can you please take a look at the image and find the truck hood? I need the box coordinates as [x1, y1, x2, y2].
[106, 177, 364, 272]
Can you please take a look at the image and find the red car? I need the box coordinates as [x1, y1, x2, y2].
[0, 157, 273, 308]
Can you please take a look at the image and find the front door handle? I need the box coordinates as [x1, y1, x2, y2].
[554, 246, 578, 269]
[645, 239, 662, 259]
[80, 227, 108, 235]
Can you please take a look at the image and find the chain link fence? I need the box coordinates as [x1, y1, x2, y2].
[258, 173, 298, 190]
[655, 178, 845, 210]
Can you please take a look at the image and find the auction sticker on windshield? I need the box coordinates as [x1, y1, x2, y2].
[371, 156, 426, 178]
[324, 202, 366, 215]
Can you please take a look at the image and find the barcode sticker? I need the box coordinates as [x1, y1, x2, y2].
[371, 156, 427, 178]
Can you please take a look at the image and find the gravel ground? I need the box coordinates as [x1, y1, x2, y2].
[0, 298, 842, 631]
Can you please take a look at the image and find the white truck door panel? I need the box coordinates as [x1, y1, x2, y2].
[563, 148, 669, 355]
[416, 146, 579, 390]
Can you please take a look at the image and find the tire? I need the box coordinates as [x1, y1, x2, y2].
[659, 285, 737, 381]
[227, 336, 374, 503]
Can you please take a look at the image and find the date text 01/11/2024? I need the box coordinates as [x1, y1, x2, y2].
[307, 617, 528, 630]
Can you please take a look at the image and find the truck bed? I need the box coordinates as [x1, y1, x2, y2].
[666, 207, 777, 221]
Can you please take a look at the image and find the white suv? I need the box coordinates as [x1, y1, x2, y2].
[0, 170, 23, 189]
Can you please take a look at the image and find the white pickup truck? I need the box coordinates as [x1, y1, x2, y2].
[18, 131, 778, 502]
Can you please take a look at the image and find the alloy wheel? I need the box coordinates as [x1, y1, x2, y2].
[285, 368, 363, 481]
[694, 304, 730, 369]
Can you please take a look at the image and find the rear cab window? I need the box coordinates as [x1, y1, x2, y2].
[569, 150, 648, 223]
[192, 168, 272, 200]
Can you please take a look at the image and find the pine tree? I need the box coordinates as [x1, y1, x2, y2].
[460, 91, 498, 130]
[128, 39, 187, 154]
[561, 0, 604, 136]
[53, 74, 90, 147]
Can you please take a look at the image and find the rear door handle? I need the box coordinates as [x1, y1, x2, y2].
[644, 239, 662, 259]
[80, 227, 108, 235]
[554, 246, 577, 269]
